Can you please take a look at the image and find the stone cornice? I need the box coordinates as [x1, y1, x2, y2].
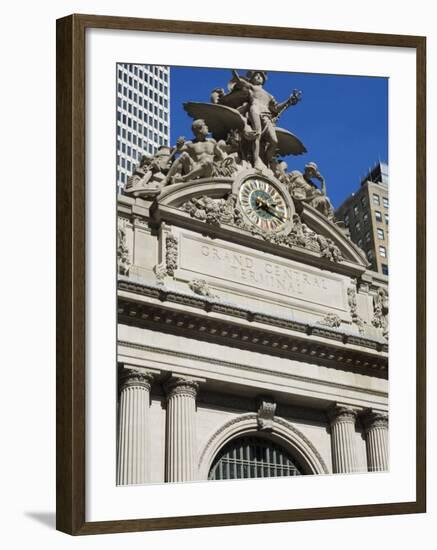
[118, 279, 387, 352]
[118, 281, 388, 378]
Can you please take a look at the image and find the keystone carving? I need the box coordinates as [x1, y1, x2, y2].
[257, 396, 277, 431]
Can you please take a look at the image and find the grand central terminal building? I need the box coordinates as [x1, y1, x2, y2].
[115, 70, 389, 485]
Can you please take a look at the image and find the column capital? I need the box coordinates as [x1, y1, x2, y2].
[361, 410, 389, 432]
[119, 366, 155, 391]
[327, 404, 359, 425]
[164, 376, 203, 399]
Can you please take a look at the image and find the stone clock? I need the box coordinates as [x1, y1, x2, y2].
[237, 175, 294, 234]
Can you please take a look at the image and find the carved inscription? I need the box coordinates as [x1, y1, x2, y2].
[179, 235, 346, 310]
[200, 244, 328, 294]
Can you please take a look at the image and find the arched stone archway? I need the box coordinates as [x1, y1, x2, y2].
[198, 413, 329, 479]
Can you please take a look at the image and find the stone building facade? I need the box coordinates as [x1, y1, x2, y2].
[116, 175, 388, 484]
[116, 69, 388, 485]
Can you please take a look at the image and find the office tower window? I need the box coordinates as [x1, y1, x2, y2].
[379, 245, 387, 257]
[373, 193, 380, 205]
[377, 228, 385, 240]
[383, 197, 389, 208]
[382, 264, 389, 275]
[117, 64, 170, 193]
[375, 211, 382, 222]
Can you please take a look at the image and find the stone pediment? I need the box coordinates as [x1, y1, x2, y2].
[300, 203, 368, 267]
[151, 173, 368, 274]
[156, 177, 234, 208]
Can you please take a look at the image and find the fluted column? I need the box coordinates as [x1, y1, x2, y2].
[117, 368, 154, 485]
[362, 410, 389, 472]
[328, 405, 359, 474]
[164, 377, 200, 483]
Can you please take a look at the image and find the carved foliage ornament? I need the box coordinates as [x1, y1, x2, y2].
[182, 193, 243, 226]
[317, 312, 342, 328]
[119, 368, 154, 391]
[189, 279, 217, 299]
[362, 410, 389, 432]
[166, 234, 178, 276]
[372, 287, 389, 340]
[347, 287, 365, 334]
[181, 194, 343, 262]
[164, 377, 199, 399]
[328, 405, 358, 425]
[117, 219, 131, 275]
[154, 231, 179, 283]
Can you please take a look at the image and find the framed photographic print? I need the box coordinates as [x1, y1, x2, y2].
[56, 14, 426, 535]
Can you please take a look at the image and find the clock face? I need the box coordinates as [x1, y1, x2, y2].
[239, 178, 289, 232]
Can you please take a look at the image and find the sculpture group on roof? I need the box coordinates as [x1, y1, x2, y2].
[124, 69, 334, 222]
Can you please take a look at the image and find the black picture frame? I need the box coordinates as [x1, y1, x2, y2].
[56, 13, 426, 535]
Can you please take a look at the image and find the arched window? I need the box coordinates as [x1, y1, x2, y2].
[208, 436, 304, 480]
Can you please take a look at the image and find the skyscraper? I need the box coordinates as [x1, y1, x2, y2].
[116, 64, 170, 194]
[335, 162, 389, 275]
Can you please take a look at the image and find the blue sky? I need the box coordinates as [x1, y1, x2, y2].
[169, 66, 388, 209]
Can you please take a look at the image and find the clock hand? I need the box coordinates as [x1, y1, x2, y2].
[268, 208, 286, 222]
[255, 196, 269, 210]
[263, 202, 287, 221]
[255, 197, 287, 221]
